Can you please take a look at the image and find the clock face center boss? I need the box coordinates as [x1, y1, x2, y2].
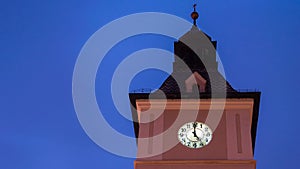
[177, 122, 213, 149]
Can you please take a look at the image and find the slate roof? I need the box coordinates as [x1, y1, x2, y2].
[159, 26, 236, 95]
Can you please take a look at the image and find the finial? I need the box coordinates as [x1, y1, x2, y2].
[191, 4, 199, 26]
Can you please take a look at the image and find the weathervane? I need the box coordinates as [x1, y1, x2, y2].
[191, 4, 199, 26]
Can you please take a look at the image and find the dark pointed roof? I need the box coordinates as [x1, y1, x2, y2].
[158, 26, 236, 95]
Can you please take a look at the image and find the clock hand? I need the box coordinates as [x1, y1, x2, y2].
[192, 131, 200, 141]
[192, 129, 197, 137]
[192, 124, 200, 140]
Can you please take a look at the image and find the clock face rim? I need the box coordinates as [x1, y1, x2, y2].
[177, 121, 213, 149]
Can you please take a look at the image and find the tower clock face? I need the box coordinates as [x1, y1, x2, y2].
[178, 122, 213, 149]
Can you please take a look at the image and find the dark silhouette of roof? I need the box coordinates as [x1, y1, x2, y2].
[158, 26, 236, 95]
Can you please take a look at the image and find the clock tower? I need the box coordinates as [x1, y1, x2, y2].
[129, 5, 260, 169]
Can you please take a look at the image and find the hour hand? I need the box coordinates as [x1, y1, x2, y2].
[192, 129, 199, 140]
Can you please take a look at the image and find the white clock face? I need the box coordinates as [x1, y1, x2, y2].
[178, 122, 213, 149]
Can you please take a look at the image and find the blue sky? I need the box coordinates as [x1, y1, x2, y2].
[1, 0, 300, 169]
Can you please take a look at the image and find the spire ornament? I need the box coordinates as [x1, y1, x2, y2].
[191, 4, 199, 26]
